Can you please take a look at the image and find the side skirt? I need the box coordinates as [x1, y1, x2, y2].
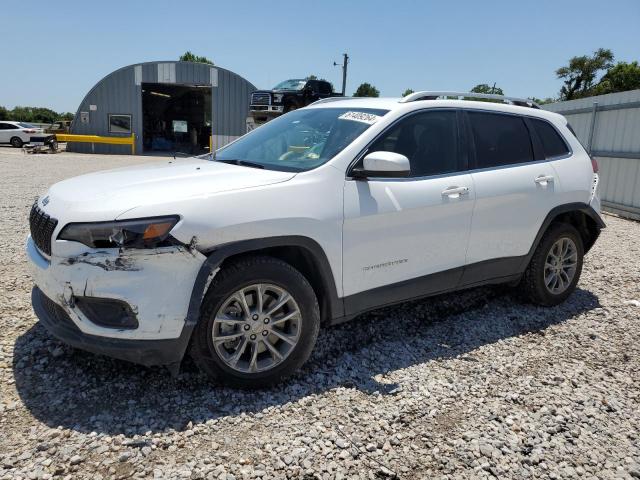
[337, 256, 525, 324]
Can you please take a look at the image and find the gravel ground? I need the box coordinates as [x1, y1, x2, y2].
[1, 148, 639, 480]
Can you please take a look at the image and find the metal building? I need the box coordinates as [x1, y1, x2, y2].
[543, 89, 640, 220]
[68, 61, 256, 155]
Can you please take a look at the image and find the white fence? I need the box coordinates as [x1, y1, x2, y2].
[543, 89, 640, 220]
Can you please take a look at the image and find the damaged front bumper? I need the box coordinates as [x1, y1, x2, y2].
[27, 236, 207, 366]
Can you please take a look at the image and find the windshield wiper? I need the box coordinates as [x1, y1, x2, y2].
[217, 159, 265, 169]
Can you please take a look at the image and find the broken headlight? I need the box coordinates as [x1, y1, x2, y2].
[58, 216, 180, 249]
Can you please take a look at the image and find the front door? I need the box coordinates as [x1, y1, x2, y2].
[342, 109, 475, 314]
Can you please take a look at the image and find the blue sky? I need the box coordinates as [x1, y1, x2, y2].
[1, 0, 639, 112]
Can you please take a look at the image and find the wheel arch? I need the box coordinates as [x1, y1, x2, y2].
[520, 202, 605, 272]
[185, 236, 343, 330]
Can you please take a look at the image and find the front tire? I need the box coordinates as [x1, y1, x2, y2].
[10, 137, 23, 148]
[190, 256, 320, 388]
[519, 223, 584, 306]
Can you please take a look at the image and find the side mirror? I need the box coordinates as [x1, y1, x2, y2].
[352, 151, 410, 179]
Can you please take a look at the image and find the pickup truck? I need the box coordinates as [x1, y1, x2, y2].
[249, 79, 342, 123]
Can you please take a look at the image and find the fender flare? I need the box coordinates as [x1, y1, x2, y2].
[517, 202, 605, 273]
[184, 236, 343, 330]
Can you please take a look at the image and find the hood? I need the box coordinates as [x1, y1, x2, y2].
[42, 158, 296, 220]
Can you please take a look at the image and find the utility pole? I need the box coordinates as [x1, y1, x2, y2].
[333, 53, 349, 96]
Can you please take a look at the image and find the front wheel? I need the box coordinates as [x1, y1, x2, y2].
[519, 223, 584, 306]
[190, 256, 320, 388]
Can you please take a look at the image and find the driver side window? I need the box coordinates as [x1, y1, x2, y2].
[367, 110, 460, 177]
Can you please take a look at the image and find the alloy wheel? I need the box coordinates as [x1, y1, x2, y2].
[211, 283, 301, 373]
[544, 237, 578, 294]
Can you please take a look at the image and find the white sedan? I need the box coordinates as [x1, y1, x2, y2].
[0, 121, 44, 148]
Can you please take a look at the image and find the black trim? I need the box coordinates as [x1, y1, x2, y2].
[523, 117, 546, 161]
[32, 287, 189, 367]
[185, 236, 343, 327]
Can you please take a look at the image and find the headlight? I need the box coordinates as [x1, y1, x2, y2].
[273, 94, 283, 104]
[58, 216, 180, 249]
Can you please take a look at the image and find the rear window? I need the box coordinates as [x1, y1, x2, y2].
[530, 118, 570, 158]
[468, 111, 534, 168]
[18, 122, 35, 128]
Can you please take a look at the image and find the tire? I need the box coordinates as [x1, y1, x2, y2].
[519, 222, 584, 306]
[10, 137, 23, 148]
[190, 255, 320, 388]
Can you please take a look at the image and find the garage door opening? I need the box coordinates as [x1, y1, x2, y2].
[141, 83, 212, 154]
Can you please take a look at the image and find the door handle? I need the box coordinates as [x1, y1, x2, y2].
[534, 175, 554, 185]
[441, 186, 469, 198]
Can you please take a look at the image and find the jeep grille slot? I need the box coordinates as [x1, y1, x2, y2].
[29, 202, 58, 256]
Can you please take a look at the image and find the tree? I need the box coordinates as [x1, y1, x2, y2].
[593, 61, 640, 95]
[470, 83, 504, 95]
[353, 82, 379, 97]
[179, 51, 214, 65]
[528, 96, 556, 105]
[401, 88, 414, 97]
[556, 48, 614, 100]
[306, 75, 318, 80]
[0, 106, 8, 121]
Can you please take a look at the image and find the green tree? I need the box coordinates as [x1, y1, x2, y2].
[0, 106, 8, 120]
[59, 112, 75, 121]
[179, 51, 214, 65]
[306, 75, 318, 80]
[593, 61, 640, 95]
[401, 88, 414, 97]
[353, 82, 380, 97]
[528, 96, 556, 105]
[556, 48, 614, 100]
[470, 83, 504, 95]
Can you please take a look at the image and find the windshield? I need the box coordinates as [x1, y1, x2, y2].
[273, 79, 306, 91]
[214, 108, 388, 172]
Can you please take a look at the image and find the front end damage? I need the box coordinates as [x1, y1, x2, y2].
[27, 236, 207, 368]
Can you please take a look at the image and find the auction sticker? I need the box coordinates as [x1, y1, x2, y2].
[338, 111, 380, 125]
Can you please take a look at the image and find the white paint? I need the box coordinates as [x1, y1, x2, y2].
[134, 65, 142, 86]
[89, 105, 97, 111]
[27, 96, 599, 342]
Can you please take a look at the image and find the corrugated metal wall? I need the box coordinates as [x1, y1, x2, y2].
[543, 89, 640, 220]
[68, 61, 256, 155]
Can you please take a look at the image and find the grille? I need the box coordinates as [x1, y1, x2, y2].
[29, 202, 58, 256]
[36, 288, 79, 331]
[251, 92, 271, 105]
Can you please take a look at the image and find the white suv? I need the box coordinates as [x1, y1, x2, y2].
[27, 92, 604, 387]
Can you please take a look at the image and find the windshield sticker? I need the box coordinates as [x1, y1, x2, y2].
[338, 111, 380, 125]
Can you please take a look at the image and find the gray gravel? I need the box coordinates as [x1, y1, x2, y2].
[1, 147, 639, 479]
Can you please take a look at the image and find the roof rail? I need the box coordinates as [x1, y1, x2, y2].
[400, 91, 540, 109]
[310, 96, 355, 105]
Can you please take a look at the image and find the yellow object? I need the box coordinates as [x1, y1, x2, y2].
[55, 133, 136, 155]
[209, 135, 212, 153]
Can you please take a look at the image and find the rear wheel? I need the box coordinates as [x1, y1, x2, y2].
[190, 256, 320, 388]
[519, 223, 584, 306]
[10, 137, 23, 148]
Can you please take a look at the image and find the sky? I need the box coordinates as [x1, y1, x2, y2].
[1, 0, 639, 113]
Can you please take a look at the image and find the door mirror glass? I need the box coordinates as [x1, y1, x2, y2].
[354, 151, 410, 178]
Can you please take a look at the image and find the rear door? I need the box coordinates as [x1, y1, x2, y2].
[462, 110, 558, 283]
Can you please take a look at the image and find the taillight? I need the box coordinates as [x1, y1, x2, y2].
[591, 156, 599, 173]
[24, 129, 36, 134]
